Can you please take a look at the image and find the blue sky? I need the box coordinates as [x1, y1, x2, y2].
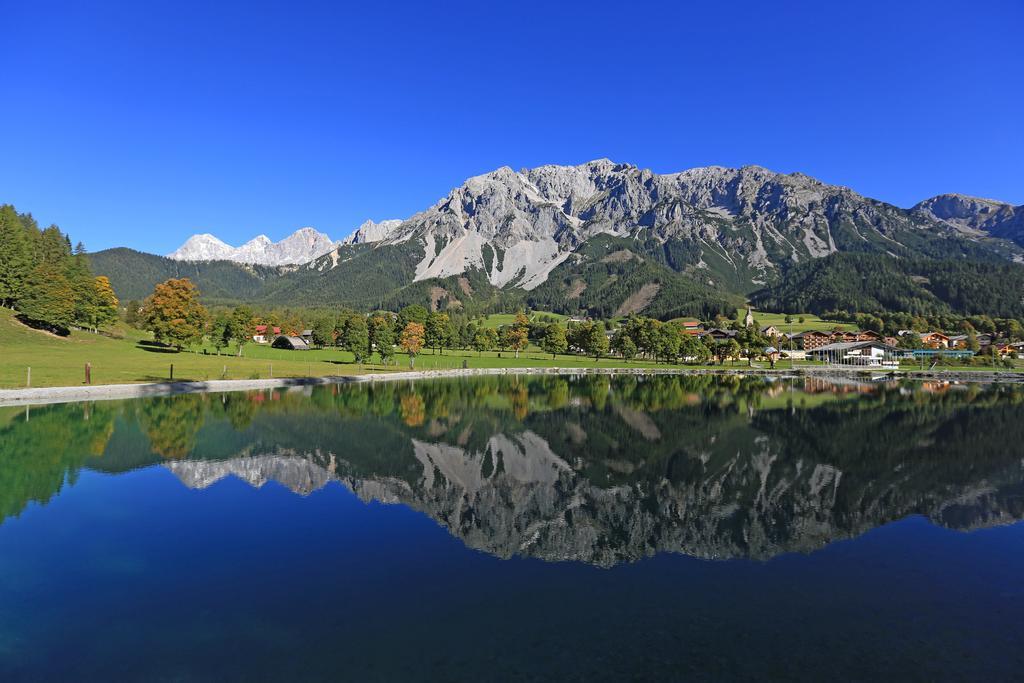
[2, 0, 1021, 254]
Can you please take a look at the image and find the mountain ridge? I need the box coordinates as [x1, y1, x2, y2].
[90, 160, 1024, 317]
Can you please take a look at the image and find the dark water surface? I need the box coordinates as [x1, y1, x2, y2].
[1, 375, 1023, 681]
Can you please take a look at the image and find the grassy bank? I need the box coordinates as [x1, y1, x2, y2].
[0, 308, 712, 388]
[2, 309, 1018, 389]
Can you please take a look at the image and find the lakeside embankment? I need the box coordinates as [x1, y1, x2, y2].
[2, 366, 1022, 407]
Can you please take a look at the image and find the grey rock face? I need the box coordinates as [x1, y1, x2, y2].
[165, 453, 334, 494]
[164, 162, 1022, 286]
[342, 219, 403, 245]
[378, 160, 1020, 290]
[913, 193, 1024, 245]
[164, 430, 1024, 567]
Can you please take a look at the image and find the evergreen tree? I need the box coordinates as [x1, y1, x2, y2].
[0, 205, 33, 308]
[37, 225, 71, 266]
[18, 264, 76, 330]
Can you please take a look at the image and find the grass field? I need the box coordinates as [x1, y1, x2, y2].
[1, 308, 1017, 390]
[739, 312, 857, 332]
[476, 311, 567, 329]
[0, 308, 704, 389]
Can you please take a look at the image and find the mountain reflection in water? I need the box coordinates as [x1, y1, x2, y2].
[2, 375, 1023, 565]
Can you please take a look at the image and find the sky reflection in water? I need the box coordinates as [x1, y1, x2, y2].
[1, 375, 1023, 681]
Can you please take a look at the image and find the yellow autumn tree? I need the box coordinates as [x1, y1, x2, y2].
[90, 276, 120, 331]
[141, 278, 209, 350]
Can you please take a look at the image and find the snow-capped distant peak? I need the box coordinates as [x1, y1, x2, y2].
[167, 234, 235, 261]
[167, 228, 341, 266]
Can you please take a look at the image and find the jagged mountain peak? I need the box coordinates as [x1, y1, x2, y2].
[342, 219, 404, 245]
[168, 227, 340, 266]
[379, 159, 1022, 292]
[912, 193, 1022, 242]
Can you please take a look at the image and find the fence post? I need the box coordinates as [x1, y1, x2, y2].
[170, 363, 174, 381]
[270, 363, 273, 378]
[85, 362, 91, 384]
[26, 366, 30, 388]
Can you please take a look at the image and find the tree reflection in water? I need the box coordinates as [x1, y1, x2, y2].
[2, 375, 1023, 563]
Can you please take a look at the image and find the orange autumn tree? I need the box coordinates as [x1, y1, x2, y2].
[399, 321, 425, 368]
[508, 311, 530, 359]
[141, 278, 210, 350]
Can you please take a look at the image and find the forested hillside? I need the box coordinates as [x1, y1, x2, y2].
[0, 204, 119, 332]
[87, 248, 278, 302]
[524, 235, 742, 320]
[753, 253, 1024, 319]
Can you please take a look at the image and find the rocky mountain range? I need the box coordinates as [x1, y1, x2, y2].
[161, 388, 1024, 566]
[6, 374, 1024, 565]
[304, 159, 1022, 289]
[912, 193, 1024, 243]
[91, 160, 1024, 316]
[167, 219, 406, 266]
[167, 227, 340, 266]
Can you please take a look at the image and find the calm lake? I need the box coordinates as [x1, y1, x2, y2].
[1, 375, 1023, 681]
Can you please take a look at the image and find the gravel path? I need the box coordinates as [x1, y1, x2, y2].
[1, 366, 1021, 407]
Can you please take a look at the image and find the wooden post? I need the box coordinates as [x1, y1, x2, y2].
[222, 365, 226, 379]
[270, 363, 273, 378]
[26, 366, 30, 388]
[85, 362, 91, 384]
[170, 363, 174, 381]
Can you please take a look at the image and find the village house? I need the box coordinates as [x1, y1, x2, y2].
[253, 325, 281, 344]
[947, 334, 970, 350]
[702, 328, 738, 341]
[919, 332, 951, 349]
[681, 320, 703, 335]
[760, 325, 782, 338]
[789, 330, 831, 350]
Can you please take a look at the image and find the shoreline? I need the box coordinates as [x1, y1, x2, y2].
[2, 366, 1023, 407]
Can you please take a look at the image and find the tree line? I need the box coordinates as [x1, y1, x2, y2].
[136, 277, 774, 367]
[0, 204, 119, 333]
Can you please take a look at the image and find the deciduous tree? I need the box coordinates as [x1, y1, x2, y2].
[343, 315, 370, 363]
[370, 314, 395, 365]
[472, 327, 497, 355]
[540, 323, 568, 359]
[141, 278, 209, 350]
[425, 312, 452, 354]
[399, 321, 425, 368]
